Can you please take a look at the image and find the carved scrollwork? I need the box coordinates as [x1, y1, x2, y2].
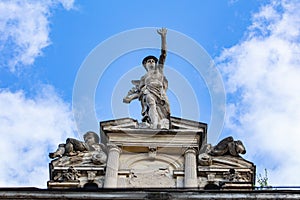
[53, 166, 80, 181]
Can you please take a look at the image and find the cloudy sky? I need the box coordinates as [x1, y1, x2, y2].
[1, 0, 300, 187]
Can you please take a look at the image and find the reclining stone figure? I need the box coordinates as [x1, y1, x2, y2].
[198, 136, 246, 166]
[49, 131, 107, 165]
[207, 136, 246, 156]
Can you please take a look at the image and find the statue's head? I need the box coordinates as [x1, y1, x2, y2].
[235, 140, 246, 154]
[83, 131, 100, 144]
[142, 55, 158, 71]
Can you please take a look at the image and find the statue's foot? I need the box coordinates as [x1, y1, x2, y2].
[138, 122, 150, 128]
[49, 152, 62, 158]
[159, 119, 170, 129]
[49, 153, 55, 158]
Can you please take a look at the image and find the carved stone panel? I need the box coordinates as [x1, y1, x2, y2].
[118, 153, 184, 188]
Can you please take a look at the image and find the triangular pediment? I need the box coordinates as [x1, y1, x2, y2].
[170, 116, 207, 130]
[100, 118, 139, 129]
[100, 116, 207, 130]
[100, 116, 207, 148]
[206, 155, 254, 169]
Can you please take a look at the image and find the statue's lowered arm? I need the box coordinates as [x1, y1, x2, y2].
[123, 80, 141, 104]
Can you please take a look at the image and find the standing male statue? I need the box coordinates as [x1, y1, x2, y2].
[123, 28, 170, 129]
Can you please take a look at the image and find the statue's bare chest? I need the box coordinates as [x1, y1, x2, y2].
[145, 71, 163, 84]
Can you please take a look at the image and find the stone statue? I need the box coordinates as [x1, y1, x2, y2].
[198, 136, 246, 166]
[123, 28, 170, 129]
[207, 136, 246, 156]
[49, 131, 107, 165]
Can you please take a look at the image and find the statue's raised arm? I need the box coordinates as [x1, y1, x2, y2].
[157, 28, 167, 67]
[157, 28, 167, 51]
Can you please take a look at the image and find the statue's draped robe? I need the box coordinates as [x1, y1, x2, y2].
[139, 50, 170, 123]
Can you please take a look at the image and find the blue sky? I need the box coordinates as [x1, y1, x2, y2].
[1, 0, 300, 187]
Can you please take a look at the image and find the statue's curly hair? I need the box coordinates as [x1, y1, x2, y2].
[83, 131, 100, 143]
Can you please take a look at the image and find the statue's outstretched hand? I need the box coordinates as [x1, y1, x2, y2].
[123, 97, 131, 104]
[157, 28, 167, 36]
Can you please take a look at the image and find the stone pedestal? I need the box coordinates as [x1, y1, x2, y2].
[100, 117, 206, 188]
[48, 117, 256, 189]
[99, 117, 255, 189]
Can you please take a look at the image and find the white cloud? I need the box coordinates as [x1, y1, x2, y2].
[0, 85, 76, 188]
[58, 0, 75, 10]
[217, 0, 300, 186]
[0, 0, 75, 72]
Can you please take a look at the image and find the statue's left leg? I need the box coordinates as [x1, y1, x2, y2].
[146, 94, 159, 129]
[49, 144, 65, 158]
